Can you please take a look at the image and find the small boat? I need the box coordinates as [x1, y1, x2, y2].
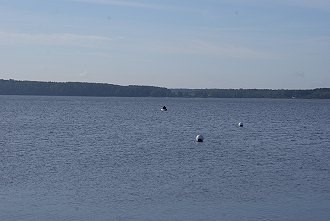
[161, 106, 167, 111]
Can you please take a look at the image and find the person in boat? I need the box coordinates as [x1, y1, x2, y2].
[162, 106, 167, 110]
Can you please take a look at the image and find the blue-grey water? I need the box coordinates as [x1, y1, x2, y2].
[0, 96, 329, 221]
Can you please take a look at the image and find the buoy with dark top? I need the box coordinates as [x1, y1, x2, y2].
[196, 134, 204, 142]
[161, 106, 167, 111]
[238, 122, 243, 127]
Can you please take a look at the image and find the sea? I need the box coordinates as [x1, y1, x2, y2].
[0, 95, 329, 221]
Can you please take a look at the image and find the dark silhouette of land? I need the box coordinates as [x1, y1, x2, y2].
[0, 79, 329, 99]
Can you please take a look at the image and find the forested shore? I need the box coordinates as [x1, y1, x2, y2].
[0, 79, 329, 99]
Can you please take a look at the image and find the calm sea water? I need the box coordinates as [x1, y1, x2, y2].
[0, 96, 329, 221]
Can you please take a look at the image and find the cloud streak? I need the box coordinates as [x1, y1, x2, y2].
[285, 0, 330, 10]
[0, 31, 112, 47]
[228, 0, 330, 10]
[150, 39, 275, 60]
[70, 0, 168, 10]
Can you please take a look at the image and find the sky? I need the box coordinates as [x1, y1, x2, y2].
[0, 0, 329, 89]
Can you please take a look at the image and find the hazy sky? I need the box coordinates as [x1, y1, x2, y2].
[0, 0, 329, 89]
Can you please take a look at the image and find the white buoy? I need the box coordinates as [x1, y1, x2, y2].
[196, 134, 204, 142]
[238, 122, 243, 127]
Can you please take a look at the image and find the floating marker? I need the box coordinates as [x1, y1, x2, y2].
[196, 134, 204, 142]
[238, 122, 243, 127]
[161, 106, 167, 111]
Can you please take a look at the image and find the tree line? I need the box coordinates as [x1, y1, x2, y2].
[0, 79, 329, 99]
[171, 88, 330, 99]
[0, 79, 171, 97]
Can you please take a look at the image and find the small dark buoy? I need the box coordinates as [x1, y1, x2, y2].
[161, 106, 167, 111]
[238, 122, 243, 127]
[196, 134, 204, 142]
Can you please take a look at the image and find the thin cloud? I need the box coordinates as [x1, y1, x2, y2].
[285, 0, 330, 10]
[151, 39, 275, 60]
[230, 0, 330, 10]
[192, 40, 274, 59]
[70, 0, 168, 10]
[202, 0, 330, 11]
[0, 31, 112, 47]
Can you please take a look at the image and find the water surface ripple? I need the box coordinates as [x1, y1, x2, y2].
[0, 96, 329, 221]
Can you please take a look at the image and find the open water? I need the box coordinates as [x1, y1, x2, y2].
[0, 96, 329, 221]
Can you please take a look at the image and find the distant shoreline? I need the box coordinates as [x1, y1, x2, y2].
[1, 79, 329, 99]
